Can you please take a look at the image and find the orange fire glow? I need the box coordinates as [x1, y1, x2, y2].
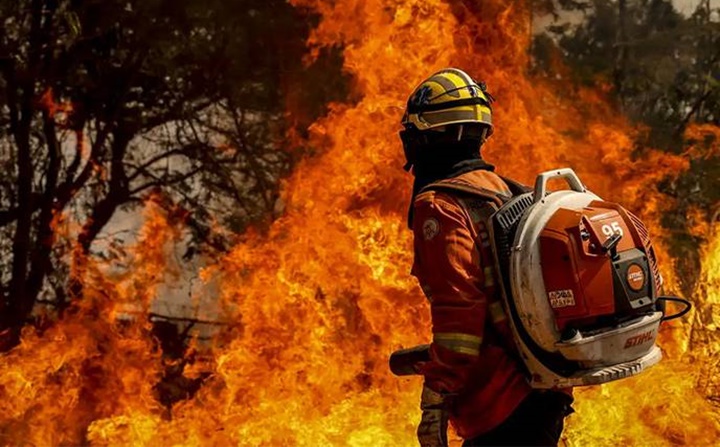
[1, 0, 719, 446]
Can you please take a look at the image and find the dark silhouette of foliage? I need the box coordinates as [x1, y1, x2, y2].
[0, 0, 349, 347]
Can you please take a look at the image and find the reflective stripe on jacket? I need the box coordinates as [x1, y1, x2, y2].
[411, 169, 531, 439]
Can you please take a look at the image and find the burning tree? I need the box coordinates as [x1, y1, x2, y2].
[0, 0, 347, 346]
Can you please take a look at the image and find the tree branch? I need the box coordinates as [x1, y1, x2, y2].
[129, 164, 205, 196]
[127, 147, 190, 182]
[76, 130, 132, 254]
[55, 48, 149, 209]
[148, 313, 228, 326]
[25, 108, 63, 312]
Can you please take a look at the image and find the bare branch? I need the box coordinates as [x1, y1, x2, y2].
[129, 164, 205, 196]
[127, 148, 191, 182]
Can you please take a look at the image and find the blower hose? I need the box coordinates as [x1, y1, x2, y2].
[657, 296, 692, 322]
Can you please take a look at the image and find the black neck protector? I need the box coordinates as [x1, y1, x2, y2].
[408, 142, 494, 227]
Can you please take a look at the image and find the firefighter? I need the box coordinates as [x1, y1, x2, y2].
[400, 68, 574, 447]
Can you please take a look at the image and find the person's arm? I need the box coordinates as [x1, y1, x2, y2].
[412, 192, 490, 396]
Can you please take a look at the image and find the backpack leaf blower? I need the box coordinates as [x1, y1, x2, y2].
[391, 168, 691, 388]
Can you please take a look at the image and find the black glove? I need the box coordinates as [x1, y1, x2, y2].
[417, 385, 449, 447]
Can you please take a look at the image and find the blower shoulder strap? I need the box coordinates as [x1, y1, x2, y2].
[420, 175, 533, 374]
[498, 175, 532, 196]
[420, 175, 529, 207]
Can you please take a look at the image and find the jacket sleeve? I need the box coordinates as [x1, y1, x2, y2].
[412, 192, 491, 396]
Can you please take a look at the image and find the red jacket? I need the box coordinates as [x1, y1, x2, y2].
[411, 169, 531, 439]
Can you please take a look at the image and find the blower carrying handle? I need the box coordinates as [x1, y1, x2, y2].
[389, 344, 431, 376]
[533, 168, 587, 203]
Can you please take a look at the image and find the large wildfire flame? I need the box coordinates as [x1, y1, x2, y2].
[1, 0, 719, 445]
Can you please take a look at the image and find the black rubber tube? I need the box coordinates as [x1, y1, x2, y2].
[657, 296, 692, 321]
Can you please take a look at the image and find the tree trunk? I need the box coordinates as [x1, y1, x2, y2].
[614, 0, 628, 111]
[2, 0, 44, 348]
[25, 110, 62, 314]
[68, 131, 131, 301]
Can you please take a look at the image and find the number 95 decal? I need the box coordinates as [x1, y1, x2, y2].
[601, 221, 624, 237]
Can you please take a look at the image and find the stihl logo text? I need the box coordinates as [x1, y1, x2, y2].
[626, 263, 646, 291]
[624, 330, 654, 349]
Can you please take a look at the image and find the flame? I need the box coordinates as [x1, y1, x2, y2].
[37, 88, 74, 124]
[1, 0, 719, 446]
[0, 200, 178, 445]
[685, 123, 720, 161]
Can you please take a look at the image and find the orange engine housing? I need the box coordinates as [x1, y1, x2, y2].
[539, 200, 662, 335]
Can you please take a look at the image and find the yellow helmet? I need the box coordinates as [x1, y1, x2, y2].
[401, 68, 494, 133]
